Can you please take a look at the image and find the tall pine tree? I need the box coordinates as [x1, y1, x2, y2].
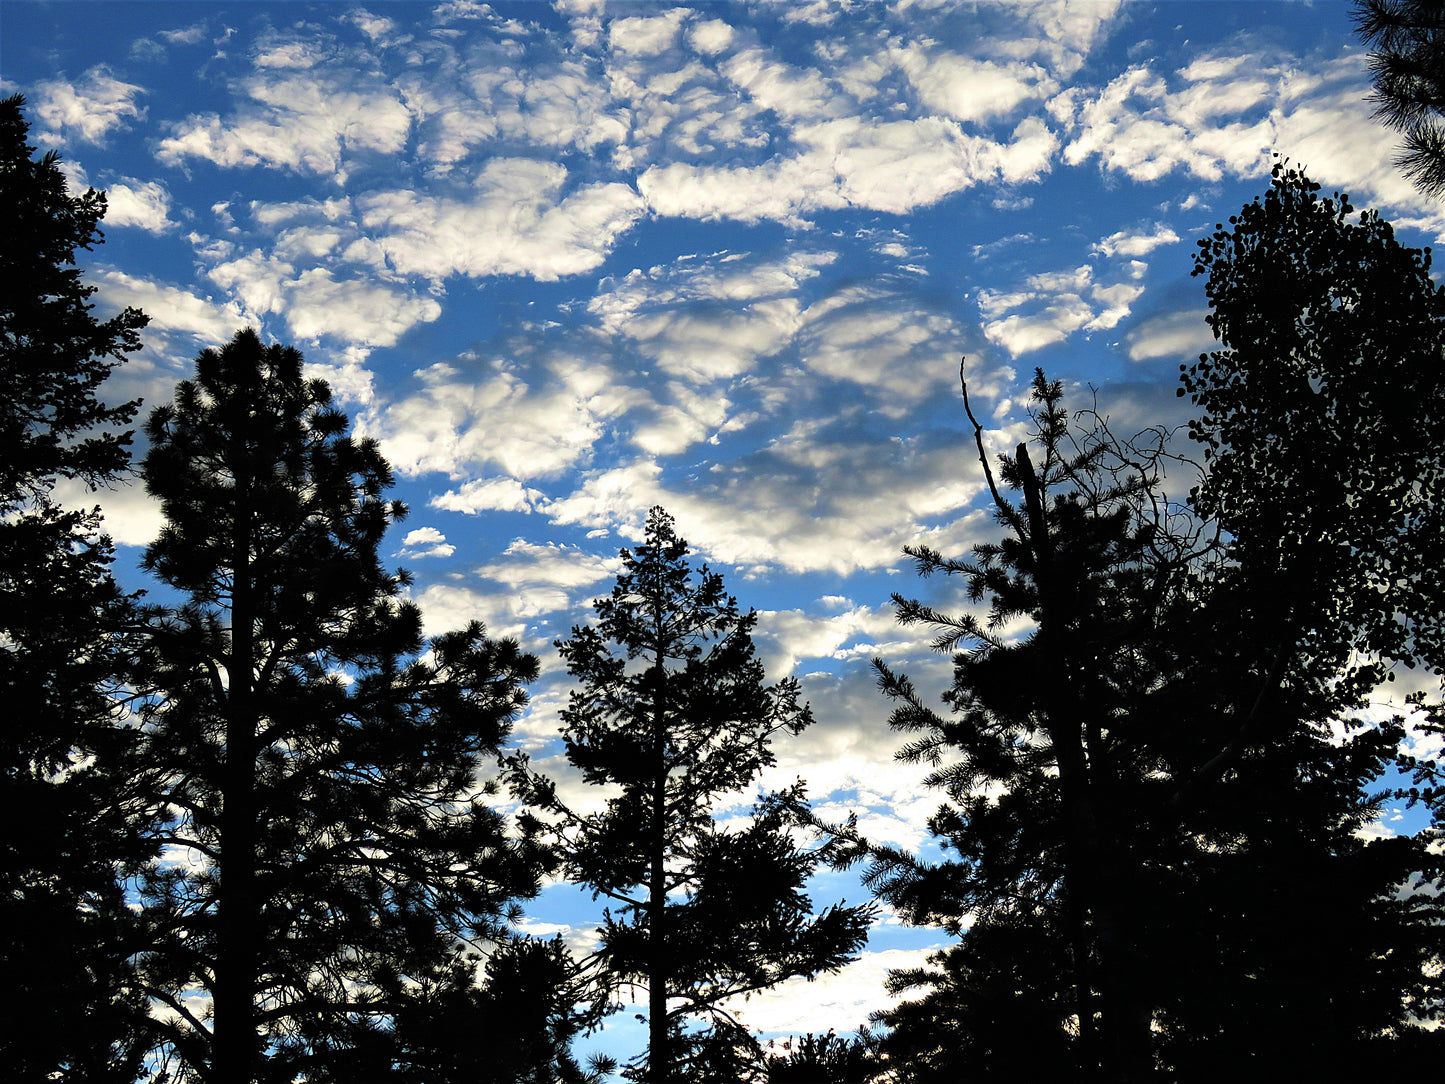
[845, 368, 1439, 1078]
[510, 507, 872, 1083]
[128, 329, 551, 1083]
[0, 93, 151, 1081]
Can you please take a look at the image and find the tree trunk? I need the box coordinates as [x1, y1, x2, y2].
[211, 457, 258, 1084]
[647, 643, 669, 1083]
[1017, 444, 1153, 1080]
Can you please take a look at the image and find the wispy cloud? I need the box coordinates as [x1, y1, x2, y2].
[32, 66, 145, 144]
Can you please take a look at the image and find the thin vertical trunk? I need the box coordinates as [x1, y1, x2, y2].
[647, 746, 668, 1083]
[647, 602, 669, 1083]
[1017, 444, 1153, 1081]
[212, 452, 259, 1084]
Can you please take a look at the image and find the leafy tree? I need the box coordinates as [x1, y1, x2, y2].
[1354, 0, 1445, 198]
[853, 371, 1183, 1080]
[841, 367, 1440, 1079]
[1182, 161, 1445, 830]
[1182, 159, 1445, 671]
[127, 329, 552, 1083]
[0, 93, 151, 1080]
[1178, 160, 1445, 1057]
[510, 507, 873, 1083]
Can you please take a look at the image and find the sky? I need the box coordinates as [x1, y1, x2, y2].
[4, 0, 1442, 1070]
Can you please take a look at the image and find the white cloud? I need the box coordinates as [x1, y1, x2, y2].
[614, 300, 804, 384]
[399, 526, 455, 559]
[475, 539, 622, 591]
[250, 196, 353, 227]
[287, 269, 441, 346]
[356, 161, 645, 281]
[773, 0, 859, 26]
[205, 251, 441, 347]
[978, 262, 1145, 358]
[1092, 223, 1180, 258]
[1126, 307, 1215, 362]
[52, 476, 164, 550]
[721, 47, 840, 120]
[303, 352, 377, 406]
[542, 430, 995, 578]
[1054, 47, 1445, 231]
[896, 45, 1058, 123]
[345, 10, 405, 45]
[91, 270, 248, 342]
[254, 38, 329, 70]
[754, 603, 901, 679]
[102, 179, 174, 233]
[411, 582, 550, 642]
[159, 25, 208, 46]
[608, 9, 688, 57]
[366, 355, 631, 482]
[554, 0, 605, 49]
[796, 286, 969, 410]
[406, 56, 629, 168]
[689, 18, 735, 55]
[158, 71, 412, 178]
[432, 1, 495, 23]
[590, 250, 837, 330]
[630, 380, 735, 456]
[731, 945, 945, 1036]
[431, 478, 547, 515]
[1014, 0, 1124, 76]
[32, 67, 145, 144]
[638, 115, 1057, 224]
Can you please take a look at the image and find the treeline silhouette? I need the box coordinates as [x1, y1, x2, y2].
[3, 86, 1443, 1084]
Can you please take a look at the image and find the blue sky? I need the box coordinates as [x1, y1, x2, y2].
[5, 0, 1441, 1068]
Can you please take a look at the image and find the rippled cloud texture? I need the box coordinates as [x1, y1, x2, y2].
[5, 0, 1436, 1062]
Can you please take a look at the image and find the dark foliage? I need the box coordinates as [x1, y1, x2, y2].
[510, 507, 873, 1083]
[0, 93, 151, 1081]
[1355, 0, 1445, 198]
[877, 912, 1075, 1082]
[306, 937, 615, 1084]
[1183, 160, 1445, 832]
[764, 1028, 883, 1084]
[0, 94, 145, 500]
[840, 367, 1440, 1079]
[127, 329, 555, 1082]
[1183, 158, 1445, 671]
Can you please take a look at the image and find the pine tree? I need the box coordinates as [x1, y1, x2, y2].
[510, 507, 872, 1083]
[0, 94, 145, 500]
[845, 368, 1440, 1078]
[384, 937, 616, 1084]
[128, 329, 550, 1083]
[0, 93, 151, 1080]
[1354, 0, 1445, 199]
[763, 1028, 883, 1084]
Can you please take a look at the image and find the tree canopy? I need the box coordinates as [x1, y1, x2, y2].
[0, 92, 151, 1082]
[847, 365, 1441, 1079]
[1183, 160, 1445, 830]
[511, 507, 873, 1083]
[127, 329, 553, 1082]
